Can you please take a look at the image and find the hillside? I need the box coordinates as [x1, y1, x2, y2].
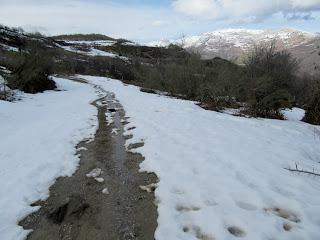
[1, 24, 320, 240]
[148, 28, 320, 75]
[0, 25, 192, 80]
[53, 33, 117, 41]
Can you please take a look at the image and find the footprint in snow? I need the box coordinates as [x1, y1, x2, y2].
[264, 207, 301, 223]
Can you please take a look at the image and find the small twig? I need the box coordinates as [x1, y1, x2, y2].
[284, 168, 320, 177]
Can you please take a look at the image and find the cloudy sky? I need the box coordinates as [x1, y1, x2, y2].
[0, 0, 320, 42]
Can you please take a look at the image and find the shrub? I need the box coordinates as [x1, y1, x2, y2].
[304, 81, 320, 125]
[245, 42, 298, 117]
[8, 42, 56, 93]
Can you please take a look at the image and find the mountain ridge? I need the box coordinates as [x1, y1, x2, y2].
[148, 28, 320, 74]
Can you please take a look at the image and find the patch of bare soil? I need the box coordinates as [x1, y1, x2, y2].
[19, 81, 158, 240]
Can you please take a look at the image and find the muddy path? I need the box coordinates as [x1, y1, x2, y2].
[19, 80, 158, 240]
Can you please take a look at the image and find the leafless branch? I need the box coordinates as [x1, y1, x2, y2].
[284, 167, 320, 177]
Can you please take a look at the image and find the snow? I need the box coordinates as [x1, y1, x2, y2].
[222, 108, 241, 116]
[281, 108, 306, 121]
[63, 40, 117, 46]
[147, 39, 172, 47]
[84, 75, 320, 240]
[0, 43, 19, 52]
[105, 112, 114, 126]
[59, 45, 129, 60]
[0, 66, 11, 74]
[0, 77, 98, 240]
[86, 48, 129, 61]
[94, 177, 105, 183]
[102, 188, 109, 194]
[111, 128, 119, 135]
[86, 168, 102, 178]
[147, 28, 316, 51]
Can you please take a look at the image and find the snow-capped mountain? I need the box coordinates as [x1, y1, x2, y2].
[148, 28, 320, 74]
[149, 29, 316, 56]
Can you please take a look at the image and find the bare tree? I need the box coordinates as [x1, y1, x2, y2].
[178, 33, 187, 48]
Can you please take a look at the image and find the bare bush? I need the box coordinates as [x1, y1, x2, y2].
[8, 42, 56, 93]
[245, 42, 298, 118]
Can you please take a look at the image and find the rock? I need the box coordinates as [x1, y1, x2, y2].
[139, 183, 157, 193]
[86, 168, 102, 178]
[102, 188, 109, 194]
[140, 88, 157, 94]
[94, 177, 105, 183]
[30, 199, 46, 207]
[48, 195, 90, 224]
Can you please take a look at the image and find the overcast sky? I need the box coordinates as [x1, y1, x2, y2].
[0, 0, 319, 42]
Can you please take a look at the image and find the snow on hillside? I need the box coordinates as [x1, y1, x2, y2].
[58, 44, 129, 60]
[148, 28, 316, 51]
[0, 43, 19, 52]
[63, 40, 117, 46]
[147, 39, 172, 47]
[84, 76, 320, 240]
[0, 78, 98, 240]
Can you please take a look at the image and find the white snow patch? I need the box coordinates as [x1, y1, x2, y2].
[111, 128, 119, 135]
[0, 66, 11, 74]
[222, 108, 241, 116]
[63, 40, 117, 46]
[102, 188, 109, 194]
[105, 112, 114, 126]
[282, 108, 305, 121]
[83, 75, 320, 240]
[86, 168, 102, 178]
[139, 183, 157, 193]
[58, 44, 129, 60]
[0, 77, 98, 240]
[0, 43, 19, 52]
[77, 146, 88, 151]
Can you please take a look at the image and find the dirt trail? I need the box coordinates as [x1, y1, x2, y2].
[19, 80, 158, 240]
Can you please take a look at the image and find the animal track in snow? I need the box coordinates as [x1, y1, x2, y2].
[204, 199, 218, 206]
[265, 207, 301, 223]
[283, 222, 293, 231]
[227, 226, 246, 237]
[183, 225, 214, 240]
[236, 201, 257, 211]
[176, 205, 200, 212]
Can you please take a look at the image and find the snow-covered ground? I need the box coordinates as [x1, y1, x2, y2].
[58, 45, 129, 60]
[223, 107, 306, 122]
[0, 77, 98, 240]
[84, 76, 320, 240]
[1, 74, 319, 240]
